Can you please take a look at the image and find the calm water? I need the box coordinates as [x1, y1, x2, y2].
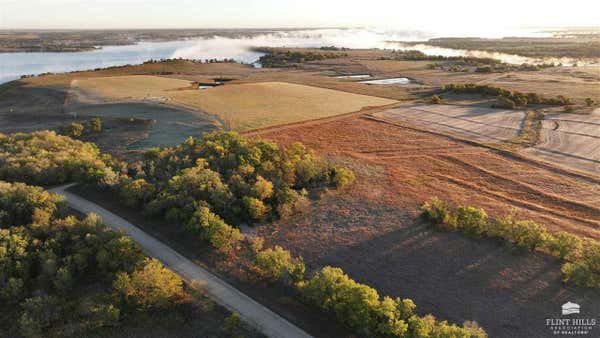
[360, 77, 413, 85]
[0, 28, 563, 84]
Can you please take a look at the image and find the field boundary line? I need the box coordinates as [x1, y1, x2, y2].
[432, 173, 600, 228]
[242, 103, 399, 137]
[438, 154, 600, 215]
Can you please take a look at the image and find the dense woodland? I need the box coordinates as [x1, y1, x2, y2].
[0, 181, 192, 337]
[0, 130, 118, 186]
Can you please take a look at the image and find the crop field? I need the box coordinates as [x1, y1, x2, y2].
[522, 108, 600, 175]
[249, 112, 600, 337]
[167, 81, 398, 130]
[372, 104, 527, 143]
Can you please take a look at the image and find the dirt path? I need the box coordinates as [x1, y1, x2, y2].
[50, 184, 312, 338]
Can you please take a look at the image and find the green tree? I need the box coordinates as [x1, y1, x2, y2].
[454, 206, 488, 237]
[114, 258, 183, 309]
[61, 122, 85, 138]
[585, 97, 595, 107]
[243, 196, 269, 221]
[90, 117, 103, 133]
[186, 206, 242, 253]
[332, 167, 356, 188]
[251, 176, 274, 200]
[253, 246, 305, 283]
[430, 95, 442, 104]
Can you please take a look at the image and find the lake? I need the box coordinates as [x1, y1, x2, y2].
[0, 28, 559, 84]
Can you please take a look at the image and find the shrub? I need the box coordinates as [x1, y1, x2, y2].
[421, 197, 454, 229]
[420, 198, 600, 289]
[89, 117, 102, 133]
[86, 303, 120, 329]
[561, 262, 600, 288]
[547, 231, 582, 260]
[114, 258, 183, 309]
[243, 196, 269, 221]
[19, 295, 62, 337]
[502, 218, 550, 251]
[585, 97, 595, 107]
[223, 313, 244, 337]
[60, 122, 85, 138]
[118, 178, 155, 209]
[430, 95, 442, 104]
[331, 167, 356, 188]
[275, 187, 309, 219]
[454, 206, 488, 237]
[186, 206, 242, 253]
[253, 246, 305, 284]
[251, 176, 274, 200]
[493, 96, 516, 109]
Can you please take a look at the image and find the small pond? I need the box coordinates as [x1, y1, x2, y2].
[359, 77, 413, 85]
[335, 74, 372, 79]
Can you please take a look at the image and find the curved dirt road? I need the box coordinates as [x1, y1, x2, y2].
[50, 184, 312, 338]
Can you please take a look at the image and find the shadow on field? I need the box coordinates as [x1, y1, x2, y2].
[316, 220, 600, 338]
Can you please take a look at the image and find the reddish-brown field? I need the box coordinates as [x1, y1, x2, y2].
[248, 111, 600, 338]
[250, 112, 600, 237]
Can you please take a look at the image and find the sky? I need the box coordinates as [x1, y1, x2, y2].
[1, 0, 599, 34]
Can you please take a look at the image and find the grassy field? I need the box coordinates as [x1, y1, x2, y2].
[72, 76, 398, 131]
[169, 81, 397, 130]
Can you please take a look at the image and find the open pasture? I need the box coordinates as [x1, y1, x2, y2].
[373, 104, 527, 143]
[166, 81, 398, 130]
[70, 75, 398, 131]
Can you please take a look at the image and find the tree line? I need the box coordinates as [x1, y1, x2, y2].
[256, 48, 347, 68]
[421, 197, 600, 288]
[441, 83, 573, 109]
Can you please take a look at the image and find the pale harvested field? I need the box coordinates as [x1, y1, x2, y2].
[70, 76, 397, 131]
[168, 82, 397, 130]
[71, 75, 193, 102]
[373, 104, 526, 143]
[522, 109, 600, 175]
